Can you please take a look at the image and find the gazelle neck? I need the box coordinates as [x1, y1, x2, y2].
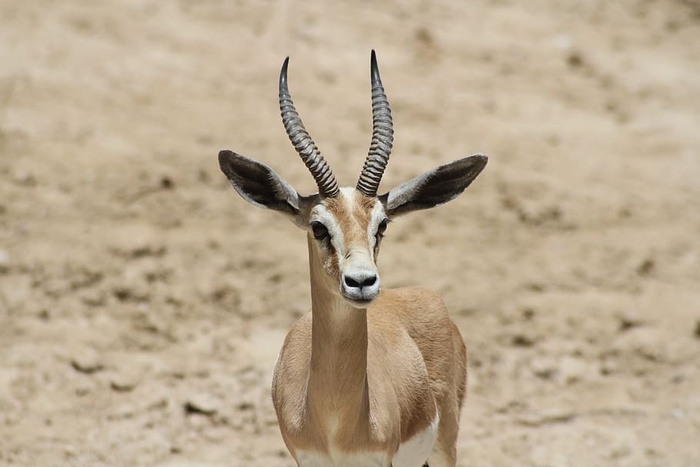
[306, 236, 370, 416]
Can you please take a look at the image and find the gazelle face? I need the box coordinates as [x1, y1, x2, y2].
[308, 188, 388, 307]
[218, 51, 488, 309]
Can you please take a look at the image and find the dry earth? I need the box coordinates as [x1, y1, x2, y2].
[1, 1, 699, 466]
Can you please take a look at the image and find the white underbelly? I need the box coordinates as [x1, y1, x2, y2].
[392, 414, 439, 467]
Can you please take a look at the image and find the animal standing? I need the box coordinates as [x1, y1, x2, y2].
[218, 51, 487, 467]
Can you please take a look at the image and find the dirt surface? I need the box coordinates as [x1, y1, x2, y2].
[1, 1, 699, 466]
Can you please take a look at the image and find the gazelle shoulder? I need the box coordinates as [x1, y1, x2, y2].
[271, 313, 312, 434]
[272, 314, 311, 395]
[275, 313, 312, 371]
[370, 287, 458, 362]
[371, 287, 450, 322]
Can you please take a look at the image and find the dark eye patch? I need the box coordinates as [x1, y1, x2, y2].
[311, 221, 330, 242]
[376, 218, 388, 237]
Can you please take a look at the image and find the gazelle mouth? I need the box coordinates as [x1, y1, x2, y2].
[343, 297, 375, 308]
[341, 290, 380, 308]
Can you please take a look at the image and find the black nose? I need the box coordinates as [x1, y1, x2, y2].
[343, 274, 378, 289]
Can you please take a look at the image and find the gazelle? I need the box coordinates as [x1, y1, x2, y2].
[218, 51, 487, 467]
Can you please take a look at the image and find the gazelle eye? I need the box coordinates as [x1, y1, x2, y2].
[376, 219, 388, 237]
[311, 222, 330, 241]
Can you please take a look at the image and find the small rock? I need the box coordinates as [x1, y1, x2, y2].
[63, 445, 78, 458]
[567, 50, 584, 68]
[109, 403, 137, 420]
[184, 393, 219, 416]
[70, 349, 104, 374]
[110, 368, 143, 392]
[160, 176, 174, 189]
[511, 333, 537, 347]
[518, 410, 575, 427]
[636, 258, 655, 276]
[618, 314, 643, 332]
[530, 357, 557, 380]
[670, 409, 686, 420]
[600, 358, 618, 376]
[237, 401, 255, 411]
[552, 34, 573, 51]
[13, 170, 36, 187]
[559, 356, 587, 384]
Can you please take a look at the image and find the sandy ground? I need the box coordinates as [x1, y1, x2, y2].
[1, 1, 699, 466]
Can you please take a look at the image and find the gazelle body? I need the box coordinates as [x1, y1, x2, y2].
[218, 51, 487, 467]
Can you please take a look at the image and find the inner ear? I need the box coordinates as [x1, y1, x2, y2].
[380, 154, 487, 217]
[219, 150, 302, 218]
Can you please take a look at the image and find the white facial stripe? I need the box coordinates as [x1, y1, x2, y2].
[367, 201, 388, 258]
[310, 204, 345, 255]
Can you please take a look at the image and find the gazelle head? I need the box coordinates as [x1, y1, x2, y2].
[219, 51, 487, 308]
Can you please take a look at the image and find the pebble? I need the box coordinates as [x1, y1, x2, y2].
[559, 356, 588, 384]
[530, 356, 557, 380]
[70, 349, 104, 374]
[110, 368, 143, 392]
[184, 393, 219, 416]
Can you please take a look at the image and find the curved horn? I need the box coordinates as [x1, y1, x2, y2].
[357, 50, 394, 198]
[279, 57, 340, 198]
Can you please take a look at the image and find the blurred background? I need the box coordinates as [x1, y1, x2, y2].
[1, 1, 699, 465]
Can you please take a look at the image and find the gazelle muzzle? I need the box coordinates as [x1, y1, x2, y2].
[340, 253, 381, 305]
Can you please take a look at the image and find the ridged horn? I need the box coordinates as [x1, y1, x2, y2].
[356, 50, 394, 198]
[279, 57, 340, 198]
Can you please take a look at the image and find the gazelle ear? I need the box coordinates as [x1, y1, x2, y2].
[380, 154, 487, 217]
[219, 150, 303, 221]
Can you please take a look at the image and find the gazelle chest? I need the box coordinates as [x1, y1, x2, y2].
[295, 449, 390, 467]
[293, 418, 438, 467]
[292, 412, 438, 467]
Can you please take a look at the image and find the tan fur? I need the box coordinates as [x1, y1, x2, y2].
[271, 190, 467, 465]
